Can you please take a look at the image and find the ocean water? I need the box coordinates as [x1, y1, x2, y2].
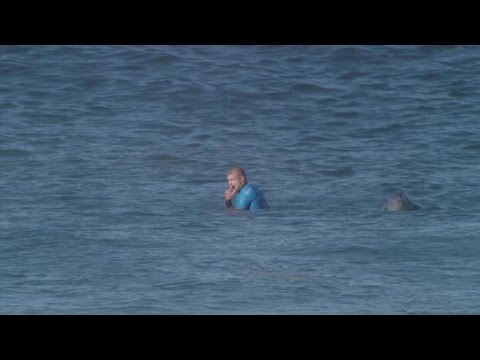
[1, 45, 480, 314]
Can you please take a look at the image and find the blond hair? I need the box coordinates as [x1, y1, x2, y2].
[227, 167, 246, 178]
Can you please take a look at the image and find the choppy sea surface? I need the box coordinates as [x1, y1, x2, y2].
[1, 45, 480, 314]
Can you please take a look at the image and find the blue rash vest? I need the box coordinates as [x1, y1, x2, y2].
[233, 183, 269, 210]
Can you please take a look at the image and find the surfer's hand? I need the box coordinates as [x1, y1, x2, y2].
[224, 186, 235, 200]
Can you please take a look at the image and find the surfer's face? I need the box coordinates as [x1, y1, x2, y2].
[227, 173, 245, 193]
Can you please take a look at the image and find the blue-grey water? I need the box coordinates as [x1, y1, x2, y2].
[1, 45, 480, 314]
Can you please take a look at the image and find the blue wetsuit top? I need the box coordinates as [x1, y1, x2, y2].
[233, 183, 269, 210]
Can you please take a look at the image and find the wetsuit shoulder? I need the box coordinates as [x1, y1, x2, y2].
[234, 184, 256, 210]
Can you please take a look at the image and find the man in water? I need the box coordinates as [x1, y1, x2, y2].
[224, 167, 269, 210]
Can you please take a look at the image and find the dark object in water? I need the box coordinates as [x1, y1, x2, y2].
[383, 191, 420, 211]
